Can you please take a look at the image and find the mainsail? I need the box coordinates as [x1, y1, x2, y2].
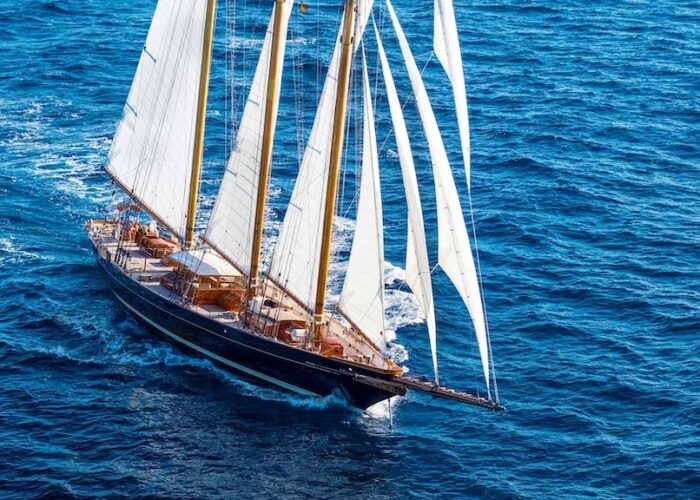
[374, 22, 438, 382]
[337, 50, 386, 351]
[386, 0, 491, 394]
[205, 1, 294, 276]
[433, 0, 471, 189]
[268, 3, 373, 312]
[106, 0, 208, 239]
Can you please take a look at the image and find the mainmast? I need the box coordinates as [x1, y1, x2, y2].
[247, 0, 288, 302]
[185, 0, 217, 248]
[312, 0, 357, 344]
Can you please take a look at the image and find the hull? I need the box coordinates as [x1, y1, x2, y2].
[95, 255, 404, 410]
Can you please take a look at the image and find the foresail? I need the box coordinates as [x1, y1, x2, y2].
[434, 0, 471, 190]
[374, 22, 438, 382]
[106, 0, 208, 239]
[338, 51, 386, 350]
[268, 3, 373, 312]
[386, 0, 490, 394]
[205, 1, 293, 275]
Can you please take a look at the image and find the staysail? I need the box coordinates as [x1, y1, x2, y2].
[337, 50, 386, 351]
[386, 0, 491, 394]
[374, 22, 438, 382]
[106, 0, 208, 239]
[205, 1, 294, 276]
[434, 0, 471, 190]
[268, 3, 373, 312]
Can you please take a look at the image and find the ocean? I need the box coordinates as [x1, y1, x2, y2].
[0, 0, 698, 497]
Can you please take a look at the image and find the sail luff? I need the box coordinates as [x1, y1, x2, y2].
[185, 0, 217, 247]
[337, 48, 386, 351]
[434, 0, 471, 190]
[386, 0, 490, 394]
[374, 21, 438, 382]
[205, 1, 294, 276]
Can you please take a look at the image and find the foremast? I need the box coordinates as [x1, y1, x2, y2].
[247, 0, 290, 303]
[312, 0, 357, 344]
[185, 0, 217, 248]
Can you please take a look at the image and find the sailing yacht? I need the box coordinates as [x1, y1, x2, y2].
[85, 0, 502, 411]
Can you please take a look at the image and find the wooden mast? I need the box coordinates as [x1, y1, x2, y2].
[185, 0, 217, 248]
[313, 0, 357, 344]
[246, 0, 288, 302]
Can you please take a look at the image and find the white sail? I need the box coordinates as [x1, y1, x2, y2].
[386, 0, 490, 394]
[338, 51, 385, 350]
[106, 0, 208, 239]
[434, 0, 471, 190]
[267, 35, 341, 311]
[268, 4, 373, 312]
[205, 1, 293, 275]
[374, 23, 438, 382]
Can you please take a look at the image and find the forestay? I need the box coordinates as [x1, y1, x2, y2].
[338, 51, 386, 351]
[106, 0, 207, 239]
[205, 1, 294, 276]
[268, 2, 374, 312]
[386, 0, 491, 394]
[375, 22, 438, 382]
[434, 0, 472, 190]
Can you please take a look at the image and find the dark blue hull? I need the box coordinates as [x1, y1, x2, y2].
[95, 255, 404, 410]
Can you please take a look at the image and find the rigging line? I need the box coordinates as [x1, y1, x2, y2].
[270, 4, 349, 316]
[376, 47, 434, 157]
[331, 49, 358, 305]
[268, 6, 331, 300]
[467, 192, 499, 400]
[371, 18, 381, 120]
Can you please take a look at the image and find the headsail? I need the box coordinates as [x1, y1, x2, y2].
[268, 3, 373, 312]
[106, 0, 208, 239]
[205, 1, 294, 276]
[386, 0, 491, 394]
[337, 50, 386, 351]
[434, 0, 471, 190]
[374, 22, 438, 382]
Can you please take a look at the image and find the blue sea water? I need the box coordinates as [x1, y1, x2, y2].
[1, 0, 699, 497]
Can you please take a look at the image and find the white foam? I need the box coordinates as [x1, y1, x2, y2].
[0, 237, 42, 266]
[288, 36, 314, 46]
[364, 395, 403, 422]
[229, 36, 264, 50]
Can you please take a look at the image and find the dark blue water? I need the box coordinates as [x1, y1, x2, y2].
[1, 0, 699, 497]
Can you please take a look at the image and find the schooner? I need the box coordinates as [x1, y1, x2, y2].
[86, 0, 503, 411]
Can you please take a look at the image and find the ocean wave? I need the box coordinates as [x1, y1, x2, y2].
[0, 237, 42, 267]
